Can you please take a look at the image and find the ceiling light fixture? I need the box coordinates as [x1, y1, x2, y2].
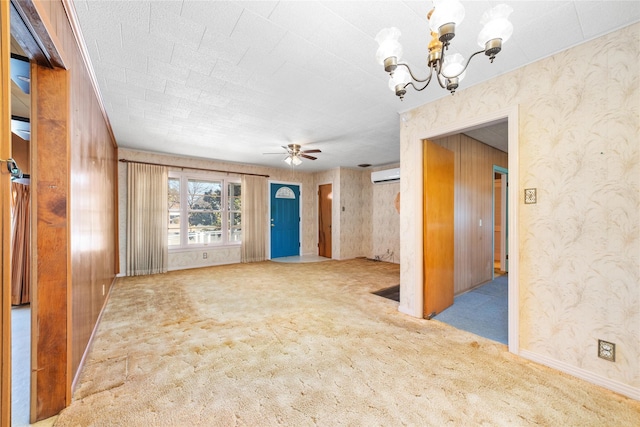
[376, 1, 513, 100]
[284, 154, 302, 166]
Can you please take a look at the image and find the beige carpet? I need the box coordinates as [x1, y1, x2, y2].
[55, 259, 640, 426]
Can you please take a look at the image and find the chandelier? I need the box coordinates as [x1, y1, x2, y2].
[376, 1, 513, 100]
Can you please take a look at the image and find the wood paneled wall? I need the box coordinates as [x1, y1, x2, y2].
[35, 0, 118, 380]
[23, 0, 118, 420]
[431, 134, 508, 294]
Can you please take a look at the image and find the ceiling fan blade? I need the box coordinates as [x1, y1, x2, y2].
[299, 154, 317, 160]
[263, 152, 285, 155]
[301, 149, 321, 153]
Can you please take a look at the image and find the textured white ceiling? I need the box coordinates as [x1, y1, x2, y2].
[72, 1, 640, 172]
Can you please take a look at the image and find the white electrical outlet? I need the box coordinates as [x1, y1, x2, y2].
[203, 252, 208, 259]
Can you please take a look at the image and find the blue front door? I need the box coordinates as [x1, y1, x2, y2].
[270, 183, 300, 258]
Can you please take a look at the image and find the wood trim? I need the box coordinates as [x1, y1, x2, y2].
[30, 63, 70, 422]
[1, 1, 13, 424]
[114, 150, 120, 275]
[9, 1, 48, 66]
[29, 63, 38, 423]
[60, 0, 117, 148]
[11, 0, 65, 68]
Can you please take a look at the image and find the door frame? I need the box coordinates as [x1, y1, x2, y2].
[1, 2, 12, 423]
[405, 106, 519, 355]
[268, 180, 302, 259]
[316, 181, 333, 259]
[493, 165, 508, 276]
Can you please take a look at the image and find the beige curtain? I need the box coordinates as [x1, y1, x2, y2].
[241, 175, 268, 263]
[11, 182, 30, 305]
[127, 163, 168, 276]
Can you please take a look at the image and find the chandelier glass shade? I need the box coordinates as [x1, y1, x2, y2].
[376, 1, 513, 100]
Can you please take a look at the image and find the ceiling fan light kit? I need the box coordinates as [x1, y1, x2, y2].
[284, 155, 302, 166]
[376, 1, 513, 100]
[264, 144, 322, 167]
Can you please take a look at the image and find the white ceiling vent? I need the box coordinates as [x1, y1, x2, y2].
[371, 168, 400, 184]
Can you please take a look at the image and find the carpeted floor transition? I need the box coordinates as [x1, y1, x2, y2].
[55, 259, 640, 426]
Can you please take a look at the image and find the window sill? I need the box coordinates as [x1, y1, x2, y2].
[169, 244, 241, 253]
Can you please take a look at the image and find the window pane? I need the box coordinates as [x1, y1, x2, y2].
[229, 212, 241, 242]
[168, 212, 181, 246]
[188, 212, 221, 244]
[188, 179, 221, 211]
[228, 182, 241, 211]
[168, 178, 180, 210]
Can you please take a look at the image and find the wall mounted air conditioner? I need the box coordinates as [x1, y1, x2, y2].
[371, 167, 400, 184]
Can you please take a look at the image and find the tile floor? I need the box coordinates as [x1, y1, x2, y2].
[11, 304, 30, 426]
[434, 274, 508, 345]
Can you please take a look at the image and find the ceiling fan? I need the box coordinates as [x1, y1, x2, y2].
[264, 144, 322, 166]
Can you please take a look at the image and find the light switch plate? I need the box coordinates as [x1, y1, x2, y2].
[524, 188, 537, 204]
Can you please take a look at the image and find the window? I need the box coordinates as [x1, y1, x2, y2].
[168, 172, 241, 248]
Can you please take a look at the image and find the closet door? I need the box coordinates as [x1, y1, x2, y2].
[423, 140, 454, 318]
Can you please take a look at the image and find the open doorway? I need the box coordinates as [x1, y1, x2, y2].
[9, 36, 32, 427]
[493, 166, 508, 276]
[429, 118, 512, 346]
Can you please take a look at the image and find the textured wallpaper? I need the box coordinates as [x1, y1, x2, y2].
[339, 168, 370, 260]
[400, 23, 639, 392]
[370, 165, 400, 263]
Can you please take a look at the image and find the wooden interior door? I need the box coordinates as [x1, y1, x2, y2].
[423, 140, 455, 318]
[318, 184, 332, 258]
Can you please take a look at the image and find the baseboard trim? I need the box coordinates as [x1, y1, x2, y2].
[168, 260, 238, 272]
[71, 275, 117, 392]
[519, 349, 640, 401]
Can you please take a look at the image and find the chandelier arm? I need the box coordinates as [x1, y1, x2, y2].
[432, 60, 448, 89]
[405, 81, 425, 93]
[439, 49, 486, 79]
[397, 62, 431, 83]
[406, 69, 435, 92]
